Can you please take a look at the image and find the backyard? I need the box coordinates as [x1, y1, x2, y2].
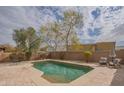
[0, 6, 124, 86]
[0, 59, 119, 85]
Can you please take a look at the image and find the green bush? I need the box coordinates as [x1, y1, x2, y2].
[83, 51, 92, 62]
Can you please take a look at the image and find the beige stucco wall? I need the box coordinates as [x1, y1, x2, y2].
[49, 49, 124, 64]
[68, 44, 96, 52]
[68, 42, 115, 52]
[95, 42, 115, 51]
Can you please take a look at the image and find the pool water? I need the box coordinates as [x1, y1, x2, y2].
[33, 61, 93, 83]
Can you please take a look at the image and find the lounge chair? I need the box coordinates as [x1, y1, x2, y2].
[108, 58, 121, 68]
[99, 57, 108, 65]
[113, 58, 121, 68]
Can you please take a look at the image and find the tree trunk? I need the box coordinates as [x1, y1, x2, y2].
[65, 25, 72, 51]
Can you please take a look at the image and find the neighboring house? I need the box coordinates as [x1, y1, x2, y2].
[0, 47, 5, 53]
[0, 47, 5, 57]
[0, 44, 15, 53]
[68, 44, 95, 52]
[95, 42, 115, 51]
[40, 42, 116, 52]
[68, 42, 115, 52]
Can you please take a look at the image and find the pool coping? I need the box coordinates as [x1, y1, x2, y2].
[0, 59, 117, 85]
[32, 59, 94, 83]
[28, 59, 117, 85]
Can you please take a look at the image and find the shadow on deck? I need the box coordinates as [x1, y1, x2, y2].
[111, 65, 124, 86]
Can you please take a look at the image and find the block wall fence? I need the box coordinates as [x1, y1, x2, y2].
[0, 50, 124, 64]
[48, 50, 124, 64]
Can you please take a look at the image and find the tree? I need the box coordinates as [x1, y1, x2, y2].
[13, 28, 27, 51]
[62, 10, 83, 51]
[40, 22, 64, 51]
[40, 10, 83, 52]
[13, 27, 41, 60]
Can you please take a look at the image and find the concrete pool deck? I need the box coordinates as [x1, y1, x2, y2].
[0, 59, 117, 86]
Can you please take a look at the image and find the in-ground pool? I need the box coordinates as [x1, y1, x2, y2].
[33, 61, 93, 83]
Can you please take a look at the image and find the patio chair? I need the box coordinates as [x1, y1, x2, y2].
[99, 57, 108, 65]
[113, 58, 121, 68]
[108, 58, 121, 68]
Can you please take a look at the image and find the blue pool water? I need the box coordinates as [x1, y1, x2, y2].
[33, 61, 93, 83]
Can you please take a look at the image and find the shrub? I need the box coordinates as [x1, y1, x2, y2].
[9, 52, 26, 62]
[83, 51, 92, 62]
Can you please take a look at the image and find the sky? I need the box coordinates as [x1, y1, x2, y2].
[0, 6, 124, 46]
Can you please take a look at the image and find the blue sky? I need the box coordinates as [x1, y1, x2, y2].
[0, 6, 124, 46]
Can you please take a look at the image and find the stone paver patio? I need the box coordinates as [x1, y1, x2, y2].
[0, 60, 118, 86]
[0, 63, 50, 85]
[111, 65, 124, 86]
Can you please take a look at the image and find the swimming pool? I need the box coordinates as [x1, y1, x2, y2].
[33, 61, 93, 83]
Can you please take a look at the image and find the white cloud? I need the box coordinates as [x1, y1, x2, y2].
[0, 6, 57, 45]
[96, 7, 124, 42]
[0, 6, 124, 46]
